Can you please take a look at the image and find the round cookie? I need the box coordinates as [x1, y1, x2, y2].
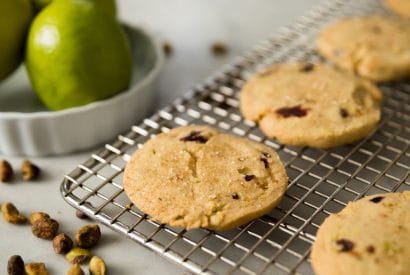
[239, 63, 382, 148]
[385, 0, 410, 18]
[317, 15, 410, 82]
[123, 125, 288, 231]
[311, 191, 410, 275]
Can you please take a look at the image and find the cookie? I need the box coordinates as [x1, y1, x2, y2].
[240, 63, 382, 148]
[385, 0, 410, 18]
[311, 191, 410, 275]
[123, 125, 288, 231]
[317, 15, 410, 82]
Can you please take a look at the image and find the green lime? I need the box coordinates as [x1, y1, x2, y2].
[0, 0, 33, 81]
[25, 0, 131, 110]
[32, 0, 116, 15]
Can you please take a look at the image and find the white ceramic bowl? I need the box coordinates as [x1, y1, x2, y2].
[0, 25, 163, 156]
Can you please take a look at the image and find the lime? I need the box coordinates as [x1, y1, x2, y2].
[32, 0, 116, 15]
[25, 0, 131, 110]
[0, 0, 33, 81]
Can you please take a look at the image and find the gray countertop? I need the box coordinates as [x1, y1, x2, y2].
[0, 0, 322, 274]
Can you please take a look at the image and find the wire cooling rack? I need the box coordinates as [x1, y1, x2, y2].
[61, 0, 410, 274]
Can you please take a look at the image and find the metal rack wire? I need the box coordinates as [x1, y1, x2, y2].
[61, 0, 410, 274]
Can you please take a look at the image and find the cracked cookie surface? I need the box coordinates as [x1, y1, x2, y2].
[385, 0, 410, 18]
[123, 125, 288, 231]
[317, 15, 410, 82]
[240, 63, 382, 148]
[311, 191, 410, 275]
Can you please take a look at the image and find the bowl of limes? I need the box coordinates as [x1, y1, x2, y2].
[0, 0, 163, 156]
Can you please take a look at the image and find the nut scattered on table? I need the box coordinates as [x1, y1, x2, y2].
[1, 202, 27, 224]
[7, 255, 25, 275]
[67, 264, 85, 275]
[32, 217, 59, 239]
[66, 247, 91, 264]
[29, 212, 50, 225]
[89, 256, 107, 275]
[75, 224, 101, 248]
[24, 262, 48, 275]
[162, 41, 173, 57]
[53, 233, 73, 254]
[21, 160, 40, 181]
[211, 41, 228, 56]
[0, 160, 13, 182]
[75, 210, 88, 220]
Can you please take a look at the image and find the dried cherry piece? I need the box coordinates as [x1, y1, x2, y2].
[231, 193, 240, 200]
[260, 158, 269, 168]
[336, 239, 354, 252]
[369, 196, 384, 203]
[180, 131, 208, 143]
[262, 152, 271, 158]
[276, 105, 309, 118]
[340, 108, 349, 118]
[300, 63, 315, 72]
[244, 175, 255, 181]
[366, 245, 375, 254]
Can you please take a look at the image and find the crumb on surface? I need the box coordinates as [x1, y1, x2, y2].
[211, 41, 229, 56]
[162, 41, 173, 57]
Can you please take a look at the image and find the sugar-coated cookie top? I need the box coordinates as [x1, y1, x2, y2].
[385, 0, 410, 18]
[311, 191, 410, 275]
[317, 15, 410, 82]
[240, 63, 382, 148]
[123, 125, 288, 231]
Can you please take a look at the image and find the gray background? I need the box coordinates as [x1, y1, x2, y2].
[0, 0, 321, 274]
